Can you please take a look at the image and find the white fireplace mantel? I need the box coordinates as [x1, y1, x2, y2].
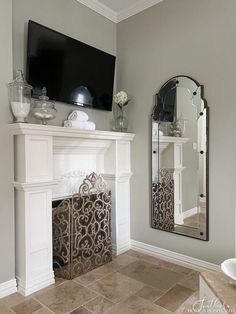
[9, 123, 135, 140]
[10, 123, 135, 296]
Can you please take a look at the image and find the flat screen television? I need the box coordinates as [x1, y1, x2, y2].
[26, 20, 116, 111]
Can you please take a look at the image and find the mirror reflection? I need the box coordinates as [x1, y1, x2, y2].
[151, 76, 208, 240]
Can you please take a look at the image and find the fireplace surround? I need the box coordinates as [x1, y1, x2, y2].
[10, 123, 135, 296]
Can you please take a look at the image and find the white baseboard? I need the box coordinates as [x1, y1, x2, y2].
[17, 271, 55, 296]
[174, 214, 184, 225]
[0, 279, 17, 299]
[131, 240, 220, 272]
[112, 240, 131, 256]
[182, 207, 198, 220]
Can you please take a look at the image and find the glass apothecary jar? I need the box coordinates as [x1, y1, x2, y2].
[7, 70, 32, 123]
[115, 106, 128, 132]
[32, 87, 57, 125]
[169, 114, 187, 137]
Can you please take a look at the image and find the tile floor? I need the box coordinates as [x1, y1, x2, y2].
[0, 250, 200, 314]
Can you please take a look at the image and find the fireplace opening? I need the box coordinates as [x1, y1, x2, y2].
[52, 172, 112, 280]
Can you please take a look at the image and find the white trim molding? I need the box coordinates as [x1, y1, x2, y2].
[182, 207, 198, 220]
[9, 123, 135, 141]
[76, 0, 117, 22]
[117, 0, 163, 22]
[102, 173, 133, 180]
[112, 241, 131, 256]
[13, 180, 59, 191]
[0, 279, 17, 299]
[76, 0, 164, 23]
[131, 240, 220, 272]
[16, 273, 54, 296]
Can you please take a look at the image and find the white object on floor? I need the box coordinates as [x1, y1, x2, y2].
[67, 110, 88, 121]
[64, 120, 96, 130]
[221, 258, 236, 282]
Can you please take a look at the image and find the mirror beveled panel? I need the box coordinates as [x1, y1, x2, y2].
[151, 76, 209, 240]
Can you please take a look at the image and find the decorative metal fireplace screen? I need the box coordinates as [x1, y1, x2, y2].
[152, 168, 174, 232]
[52, 173, 112, 279]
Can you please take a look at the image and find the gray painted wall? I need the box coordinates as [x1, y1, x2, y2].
[0, 0, 116, 285]
[117, 0, 236, 264]
[13, 0, 117, 130]
[1, 0, 235, 288]
[0, 0, 15, 283]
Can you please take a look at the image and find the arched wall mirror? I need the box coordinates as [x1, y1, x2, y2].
[151, 76, 209, 240]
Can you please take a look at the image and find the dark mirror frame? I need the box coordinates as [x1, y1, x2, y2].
[151, 75, 209, 241]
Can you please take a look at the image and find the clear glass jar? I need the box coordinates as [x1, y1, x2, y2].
[7, 70, 32, 123]
[32, 87, 57, 125]
[115, 106, 128, 132]
[158, 121, 171, 136]
[169, 114, 187, 137]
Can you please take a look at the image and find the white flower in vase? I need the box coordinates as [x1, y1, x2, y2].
[113, 91, 130, 109]
[113, 91, 131, 132]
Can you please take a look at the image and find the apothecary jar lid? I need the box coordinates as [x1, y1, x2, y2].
[7, 70, 32, 90]
[33, 87, 56, 109]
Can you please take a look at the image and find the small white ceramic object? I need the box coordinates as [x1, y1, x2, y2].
[221, 258, 236, 284]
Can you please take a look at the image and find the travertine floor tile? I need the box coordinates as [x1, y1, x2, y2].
[155, 284, 194, 312]
[35, 281, 97, 314]
[178, 271, 199, 291]
[119, 260, 183, 291]
[88, 272, 144, 303]
[0, 303, 14, 314]
[32, 278, 68, 299]
[34, 307, 53, 314]
[126, 250, 163, 265]
[105, 295, 171, 314]
[157, 260, 192, 275]
[70, 307, 92, 314]
[54, 277, 66, 286]
[11, 298, 42, 314]
[175, 292, 199, 313]
[74, 255, 136, 287]
[0, 251, 200, 314]
[83, 296, 113, 313]
[127, 250, 192, 275]
[0, 292, 30, 308]
[135, 285, 164, 302]
[111, 253, 138, 268]
[73, 264, 115, 286]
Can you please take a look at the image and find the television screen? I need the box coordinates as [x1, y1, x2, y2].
[26, 20, 116, 111]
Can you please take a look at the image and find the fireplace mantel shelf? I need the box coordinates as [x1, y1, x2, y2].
[11, 122, 135, 296]
[152, 136, 189, 144]
[9, 123, 135, 141]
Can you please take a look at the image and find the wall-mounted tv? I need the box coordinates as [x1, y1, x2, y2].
[26, 20, 116, 111]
